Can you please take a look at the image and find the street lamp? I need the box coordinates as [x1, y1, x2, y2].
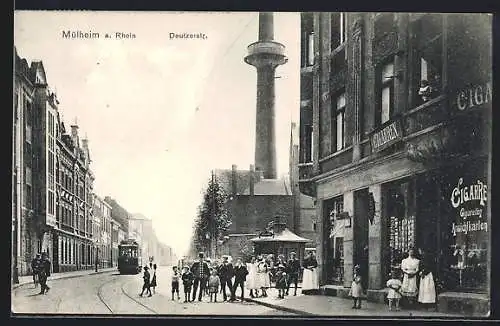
[95, 238, 99, 272]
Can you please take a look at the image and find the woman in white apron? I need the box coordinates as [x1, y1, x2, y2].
[418, 253, 436, 310]
[302, 251, 319, 293]
[247, 256, 259, 298]
[400, 248, 420, 308]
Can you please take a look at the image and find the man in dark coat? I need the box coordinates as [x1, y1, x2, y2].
[191, 252, 210, 302]
[38, 252, 51, 295]
[231, 258, 248, 302]
[31, 253, 41, 287]
[217, 256, 234, 301]
[286, 251, 301, 296]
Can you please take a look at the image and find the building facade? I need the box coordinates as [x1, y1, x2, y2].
[93, 195, 113, 268]
[13, 50, 37, 278]
[53, 116, 95, 273]
[13, 49, 97, 276]
[298, 13, 491, 315]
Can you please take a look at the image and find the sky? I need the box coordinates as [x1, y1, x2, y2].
[14, 11, 300, 257]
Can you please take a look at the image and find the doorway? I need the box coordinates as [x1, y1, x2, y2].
[416, 173, 440, 277]
[353, 188, 369, 291]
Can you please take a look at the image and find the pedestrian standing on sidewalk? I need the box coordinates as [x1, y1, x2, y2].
[286, 252, 301, 296]
[400, 248, 420, 308]
[386, 269, 403, 311]
[302, 251, 319, 294]
[191, 252, 210, 302]
[171, 265, 181, 300]
[247, 256, 259, 298]
[417, 252, 436, 311]
[38, 252, 51, 295]
[231, 258, 248, 302]
[139, 266, 152, 297]
[31, 253, 41, 288]
[349, 265, 363, 309]
[256, 256, 270, 297]
[150, 264, 158, 294]
[275, 264, 287, 299]
[208, 269, 220, 303]
[217, 255, 234, 302]
[182, 266, 194, 303]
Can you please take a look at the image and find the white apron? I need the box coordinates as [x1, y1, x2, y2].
[418, 272, 436, 303]
[302, 268, 319, 290]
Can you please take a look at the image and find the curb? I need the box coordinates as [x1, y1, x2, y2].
[243, 297, 316, 316]
[12, 269, 116, 290]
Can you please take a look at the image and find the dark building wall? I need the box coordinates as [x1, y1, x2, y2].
[226, 195, 294, 234]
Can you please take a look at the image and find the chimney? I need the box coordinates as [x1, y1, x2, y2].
[231, 164, 237, 196]
[249, 164, 255, 196]
[245, 12, 287, 180]
[70, 118, 79, 147]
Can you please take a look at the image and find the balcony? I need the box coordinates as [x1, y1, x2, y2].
[402, 95, 448, 136]
[244, 41, 287, 67]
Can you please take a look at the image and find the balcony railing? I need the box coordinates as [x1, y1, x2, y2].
[402, 95, 448, 136]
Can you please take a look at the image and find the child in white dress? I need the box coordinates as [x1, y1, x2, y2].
[386, 270, 403, 311]
[349, 265, 363, 309]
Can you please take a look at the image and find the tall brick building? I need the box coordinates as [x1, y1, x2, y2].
[298, 13, 491, 315]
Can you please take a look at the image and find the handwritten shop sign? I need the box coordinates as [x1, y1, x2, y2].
[450, 177, 488, 236]
[454, 82, 492, 112]
[370, 119, 403, 153]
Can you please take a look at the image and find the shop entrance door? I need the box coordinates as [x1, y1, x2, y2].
[52, 234, 59, 273]
[416, 174, 439, 278]
[354, 188, 369, 291]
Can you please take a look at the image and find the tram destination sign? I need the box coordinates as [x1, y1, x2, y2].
[370, 119, 403, 153]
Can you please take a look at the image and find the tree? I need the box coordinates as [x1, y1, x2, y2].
[191, 171, 231, 258]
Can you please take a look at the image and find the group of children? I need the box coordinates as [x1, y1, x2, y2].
[349, 264, 435, 311]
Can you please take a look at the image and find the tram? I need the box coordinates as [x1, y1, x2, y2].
[118, 239, 142, 274]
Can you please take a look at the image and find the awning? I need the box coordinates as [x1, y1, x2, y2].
[250, 228, 311, 243]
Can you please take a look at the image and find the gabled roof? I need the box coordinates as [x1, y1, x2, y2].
[214, 169, 251, 195]
[250, 228, 311, 243]
[29, 61, 47, 85]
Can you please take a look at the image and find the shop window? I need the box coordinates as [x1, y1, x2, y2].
[441, 171, 488, 293]
[385, 183, 416, 275]
[331, 12, 346, 51]
[325, 196, 344, 284]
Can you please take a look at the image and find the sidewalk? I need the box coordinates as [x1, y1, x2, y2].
[242, 287, 465, 318]
[12, 267, 117, 290]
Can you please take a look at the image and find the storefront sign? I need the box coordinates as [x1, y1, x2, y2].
[450, 178, 487, 209]
[450, 177, 488, 236]
[455, 82, 492, 112]
[370, 119, 403, 153]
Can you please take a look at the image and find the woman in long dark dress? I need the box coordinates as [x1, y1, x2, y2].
[151, 264, 158, 294]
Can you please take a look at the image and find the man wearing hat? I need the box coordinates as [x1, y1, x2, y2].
[231, 258, 248, 302]
[217, 255, 234, 302]
[38, 252, 52, 295]
[286, 251, 301, 296]
[191, 252, 210, 302]
[31, 253, 41, 288]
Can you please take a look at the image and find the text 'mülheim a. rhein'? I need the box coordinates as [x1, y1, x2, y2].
[62, 30, 136, 39]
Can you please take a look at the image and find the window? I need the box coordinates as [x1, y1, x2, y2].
[332, 93, 346, 152]
[378, 61, 395, 125]
[48, 191, 55, 215]
[374, 13, 396, 35]
[24, 99, 32, 126]
[301, 13, 315, 67]
[331, 12, 347, 51]
[325, 196, 344, 284]
[307, 32, 315, 66]
[412, 14, 443, 105]
[303, 125, 313, 162]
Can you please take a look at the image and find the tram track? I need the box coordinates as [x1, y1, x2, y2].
[96, 274, 158, 314]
